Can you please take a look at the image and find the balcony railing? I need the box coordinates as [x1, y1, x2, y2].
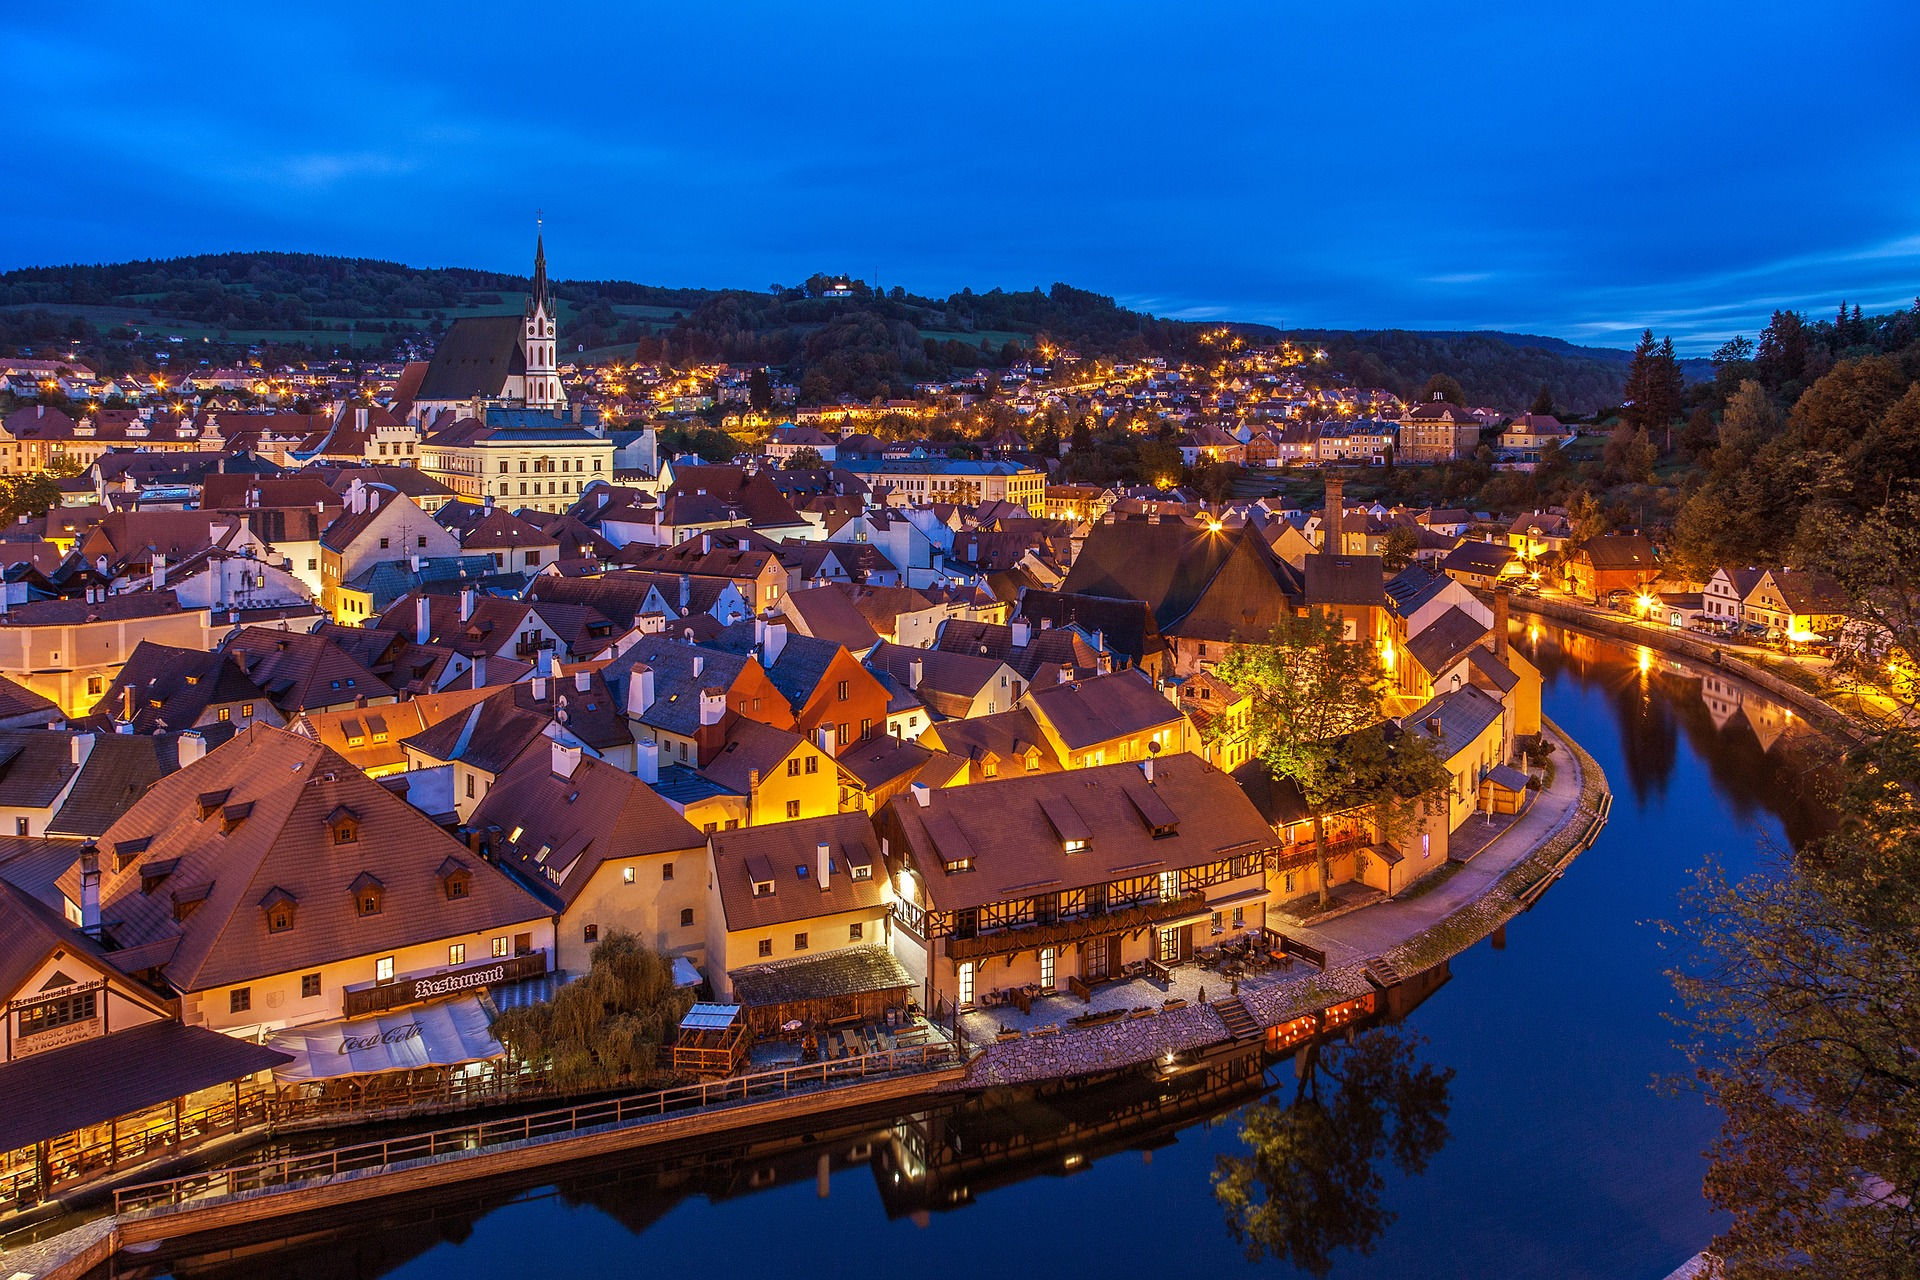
[342, 949, 549, 1018]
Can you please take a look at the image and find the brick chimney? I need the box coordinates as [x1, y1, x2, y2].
[1493, 588, 1509, 659]
[1323, 475, 1344, 553]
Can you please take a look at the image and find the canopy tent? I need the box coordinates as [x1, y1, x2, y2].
[267, 996, 500, 1082]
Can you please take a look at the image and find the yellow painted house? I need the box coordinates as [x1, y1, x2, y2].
[703, 812, 892, 999]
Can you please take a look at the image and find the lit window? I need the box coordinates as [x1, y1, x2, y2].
[492, 936, 509, 958]
[375, 956, 394, 982]
[448, 943, 465, 966]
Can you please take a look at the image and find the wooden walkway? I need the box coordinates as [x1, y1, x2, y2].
[110, 1044, 963, 1246]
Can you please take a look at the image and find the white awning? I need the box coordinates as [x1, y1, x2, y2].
[671, 955, 703, 988]
[267, 996, 501, 1082]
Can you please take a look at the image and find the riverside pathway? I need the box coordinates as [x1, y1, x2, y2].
[1287, 723, 1585, 966]
[966, 721, 1600, 1085]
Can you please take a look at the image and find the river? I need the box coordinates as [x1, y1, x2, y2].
[124, 623, 1830, 1280]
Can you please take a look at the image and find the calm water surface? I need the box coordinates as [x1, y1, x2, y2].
[135, 624, 1830, 1280]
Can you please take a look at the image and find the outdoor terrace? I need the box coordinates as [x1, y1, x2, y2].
[959, 930, 1321, 1043]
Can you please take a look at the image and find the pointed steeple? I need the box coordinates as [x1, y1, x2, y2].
[527, 225, 551, 319]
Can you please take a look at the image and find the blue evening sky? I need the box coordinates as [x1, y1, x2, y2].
[6, 1, 1917, 351]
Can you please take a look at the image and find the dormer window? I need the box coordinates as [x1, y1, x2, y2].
[438, 856, 472, 901]
[350, 871, 383, 917]
[850, 862, 873, 882]
[260, 887, 297, 933]
[944, 856, 974, 874]
[171, 881, 212, 922]
[197, 788, 232, 820]
[328, 805, 360, 846]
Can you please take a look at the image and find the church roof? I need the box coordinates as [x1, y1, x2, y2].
[415, 315, 527, 403]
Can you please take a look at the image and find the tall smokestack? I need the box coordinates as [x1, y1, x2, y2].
[1493, 588, 1510, 660]
[1322, 475, 1344, 553]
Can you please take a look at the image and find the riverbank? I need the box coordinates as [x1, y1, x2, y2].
[2, 722, 1613, 1271]
[962, 717, 1608, 1086]
[1511, 594, 1877, 736]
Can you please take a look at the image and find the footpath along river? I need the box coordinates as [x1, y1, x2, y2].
[118, 621, 1830, 1280]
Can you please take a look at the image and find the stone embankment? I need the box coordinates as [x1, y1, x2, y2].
[1512, 596, 1864, 735]
[964, 718, 1611, 1087]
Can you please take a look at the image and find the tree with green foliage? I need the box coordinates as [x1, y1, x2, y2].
[782, 446, 825, 470]
[1215, 1025, 1453, 1276]
[1212, 611, 1447, 908]
[1670, 510, 1920, 1275]
[1418, 373, 1465, 406]
[491, 930, 694, 1091]
[0, 473, 61, 521]
[1381, 525, 1420, 572]
[1530, 384, 1554, 416]
[1623, 329, 1685, 433]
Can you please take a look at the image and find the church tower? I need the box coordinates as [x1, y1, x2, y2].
[521, 230, 566, 411]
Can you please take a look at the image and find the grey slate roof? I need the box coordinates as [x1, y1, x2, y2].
[1403, 684, 1504, 751]
[1405, 606, 1491, 678]
[415, 315, 526, 402]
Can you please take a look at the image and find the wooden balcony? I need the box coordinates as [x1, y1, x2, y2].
[343, 950, 549, 1019]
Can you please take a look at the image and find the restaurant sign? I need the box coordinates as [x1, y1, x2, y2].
[343, 949, 546, 1018]
[415, 962, 506, 1000]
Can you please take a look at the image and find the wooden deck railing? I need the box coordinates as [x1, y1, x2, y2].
[0, 1093, 268, 1213]
[114, 1039, 958, 1218]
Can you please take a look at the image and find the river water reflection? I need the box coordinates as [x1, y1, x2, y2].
[129, 623, 1829, 1280]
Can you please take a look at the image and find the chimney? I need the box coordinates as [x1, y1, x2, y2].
[532, 676, 547, 701]
[699, 688, 725, 726]
[817, 841, 831, 891]
[1493, 589, 1510, 659]
[763, 622, 788, 667]
[152, 552, 167, 589]
[1323, 475, 1344, 552]
[1141, 755, 1155, 784]
[460, 585, 476, 622]
[635, 737, 659, 784]
[909, 781, 931, 808]
[410, 553, 422, 573]
[692, 654, 704, 678]
[537, 649, 554, 679]
[482, 494, 494, 515]
[79, 846, 101, 932]
[415, 594, 431, 645]
[700, 532, 711, 555]
[551, 739, 583, 778]
[575, 668, 591, 692]
[1010, 619, 1031, 648]
[739, 538, 750, 552]
[816, 724, 836, 758]
[679, 574, 691, 608]
[472, 653, 488, 687]
[626, 664, 655, 716]
[908, 658, 923, 690]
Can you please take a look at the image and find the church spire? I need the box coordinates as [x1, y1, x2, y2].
[527, 217, 551, 319]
